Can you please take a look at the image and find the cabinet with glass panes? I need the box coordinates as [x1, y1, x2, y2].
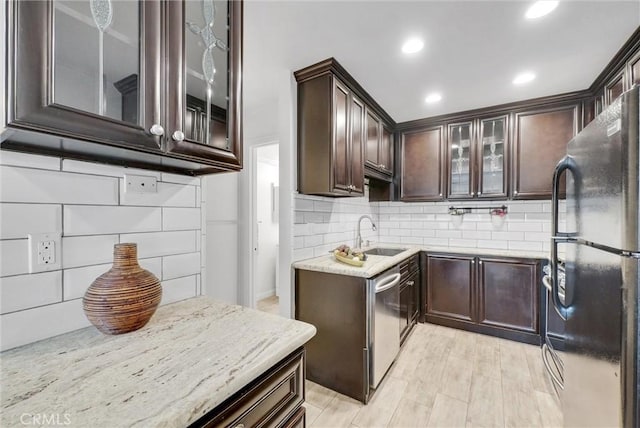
[446, 115, 508, 200]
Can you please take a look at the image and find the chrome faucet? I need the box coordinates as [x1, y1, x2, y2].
[355, 215, 377, 249]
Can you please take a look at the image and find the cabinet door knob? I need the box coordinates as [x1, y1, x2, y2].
[439, 193, 443, 197]
[478, 191, 482, 195]
[172, 130, 185, 142]
[471, 192, 475, 196]
[471, 260, 475, 264]
[479, 260, 483, 265]
[514, 190, 519, 195]
[407, 281, 414, 286]
[149, 124, 164, 136]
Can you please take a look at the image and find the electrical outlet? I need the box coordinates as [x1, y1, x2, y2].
[125, 174, 157, 193]
[28, 233, 62, 273]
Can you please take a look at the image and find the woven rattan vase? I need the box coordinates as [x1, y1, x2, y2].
[83, 243, 162, 335]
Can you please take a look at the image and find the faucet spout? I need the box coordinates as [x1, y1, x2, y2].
[355, 215, 377, 249]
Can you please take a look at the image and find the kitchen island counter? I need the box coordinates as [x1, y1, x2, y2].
[0, 297, 316, 427]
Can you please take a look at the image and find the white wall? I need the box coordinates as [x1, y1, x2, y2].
[203, 172, 238, 304]
[255, 151, 279, 301]
[0, 152, 203, 351]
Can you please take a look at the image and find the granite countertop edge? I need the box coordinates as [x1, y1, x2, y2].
[292, 244, 548, 278]
[0, 297, 317, 428]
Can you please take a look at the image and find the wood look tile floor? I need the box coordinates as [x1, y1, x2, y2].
[256, 295, 279, 315]
[305, 323, 562, 428]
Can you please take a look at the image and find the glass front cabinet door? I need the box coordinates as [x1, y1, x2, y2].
[165, 0, 242, 169]
[477, 116, 507, 198]
[447, 121, 474, 199]
[5, 0, 243, 175]
[7, 0, 162, 151]
[446, 116, 508, 200]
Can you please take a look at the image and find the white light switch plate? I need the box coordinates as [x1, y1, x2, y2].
[28, 232, 62, 273]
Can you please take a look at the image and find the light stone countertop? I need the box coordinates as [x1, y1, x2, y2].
[292, 244, 549, 278]
[0, 297, 316, 428]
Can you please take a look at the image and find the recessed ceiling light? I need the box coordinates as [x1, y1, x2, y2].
[525, 1, 559, 19]
[513, 72, 536, 85]
[402, 38, 424, 54]
[425, 93, 442, 103]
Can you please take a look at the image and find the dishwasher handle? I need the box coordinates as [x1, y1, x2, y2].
[375, 273, 401, 293]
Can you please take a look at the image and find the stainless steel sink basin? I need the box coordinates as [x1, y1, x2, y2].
[363, 248, 406, 257]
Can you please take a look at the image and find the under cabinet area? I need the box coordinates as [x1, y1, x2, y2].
[3, 0, 243, 175]
[425, 253, 542, 344]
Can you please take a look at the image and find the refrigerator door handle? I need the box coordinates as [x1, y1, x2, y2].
[551, 155, 578, 320]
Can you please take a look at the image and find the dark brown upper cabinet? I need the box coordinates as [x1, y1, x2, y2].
[627, 49, 640, 88]
[399, 126, 445, 202]
[295, 58, 395, 197]
[512, 103, 580, 200]
[296, 74, 364, 196]
[604, 71, 625, 106]
[365, 109, 393, 177]
[3, 0, 242, 175]
[447, 116, 508, 200]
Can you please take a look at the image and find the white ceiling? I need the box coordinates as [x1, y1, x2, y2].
[244, 1, 640, 123]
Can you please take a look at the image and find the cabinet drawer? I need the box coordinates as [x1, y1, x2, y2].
[195, 349, 305, 428]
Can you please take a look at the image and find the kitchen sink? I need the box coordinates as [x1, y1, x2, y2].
[363, 247, 407, 257]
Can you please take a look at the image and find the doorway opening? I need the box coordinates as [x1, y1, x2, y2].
[252, 143, 280, 314]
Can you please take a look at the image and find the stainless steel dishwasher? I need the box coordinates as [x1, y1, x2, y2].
[367, 266, 401, 388]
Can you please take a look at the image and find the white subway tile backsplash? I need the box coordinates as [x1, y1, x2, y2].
[449, 238, 477, 248]
[63, 258, 162, 301]
[0, 239, 29, 277]
[508, 203, 543, 213]
[0, 151, 60, 170]
[462, 231, 492, 240]
[161, 275, 198, 305]
[436, 230, 462, 239]
[294, 198, 314, 212]
[304, 235, 323, 247]
[0, 299, 91, 351]
[0, 166, 118, 205]
[120, 231, 197, 258]
[0, 271, 62, 314]
[424, 238, 450, 246]
[401, 237, 424, 245]
[508, 241, 543, 251]
[162, 207, 201, 231]
[62, 159, 161, 179]
[477, 240, 509, 250]
[507, 222, 543, 232]
[119, 180, 196, 207]
[491, 231, 524, 241]
[293, 248, 314, 262]
[162, 252, 201, 280]
[62, 235, 120, 269]
[0, 203, 62, 239]
[293, 236, 304, 249]
[525, 232, 550, 242]
[0, 154, 204, 351]
[64, 206, 161, 236]
[160, 173, 200, 186]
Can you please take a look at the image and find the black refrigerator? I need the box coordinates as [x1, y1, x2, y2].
[548, 86, 639, 427]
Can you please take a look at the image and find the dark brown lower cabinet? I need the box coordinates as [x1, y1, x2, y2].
[426, 255, 475, 323]
[425, 253, 542, 345]
[400, 267, 419, 345]
[189, 348, 306, 428]
[477, 258, 538, 334]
